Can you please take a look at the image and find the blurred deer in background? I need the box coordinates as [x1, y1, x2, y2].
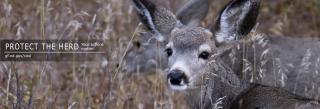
[124, 0, 209, 73]
[132, 0, 320, 108]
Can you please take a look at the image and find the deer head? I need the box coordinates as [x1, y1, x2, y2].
[124, 0, 210, 73]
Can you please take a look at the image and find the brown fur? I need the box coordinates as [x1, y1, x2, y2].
[171, 26, 214, 50]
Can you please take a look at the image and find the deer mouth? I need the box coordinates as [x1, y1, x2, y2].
[168, 82, 188, 91]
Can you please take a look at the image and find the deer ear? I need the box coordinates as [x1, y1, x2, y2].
[176, 0, 209, 26]
[132, 0, 178, 42]
[214, 0, 260, 43]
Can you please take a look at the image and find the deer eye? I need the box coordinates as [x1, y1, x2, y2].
[133, 41, 141, 49]
[199, 51, 210, 60]
[165, 48, 173, 57]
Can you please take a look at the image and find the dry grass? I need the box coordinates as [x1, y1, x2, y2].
[0, 0, 319, 109]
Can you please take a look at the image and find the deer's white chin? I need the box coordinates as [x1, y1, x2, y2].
[169, 84, 188, 91]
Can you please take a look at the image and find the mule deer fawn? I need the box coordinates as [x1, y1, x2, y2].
[132, 0, 320, 108]
[124, 0, 209, 73]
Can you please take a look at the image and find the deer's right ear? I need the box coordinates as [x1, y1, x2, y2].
[176, 0, 209, 26]
[132, 0, 178, 42]
[213, 0, 260, 43]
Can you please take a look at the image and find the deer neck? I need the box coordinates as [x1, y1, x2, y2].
[205, 58, 253, 108]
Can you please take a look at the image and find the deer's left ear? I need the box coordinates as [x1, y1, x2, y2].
[214, 0, 260, 43]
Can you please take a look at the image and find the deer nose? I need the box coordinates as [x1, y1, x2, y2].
[167, 70, 187, 85]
